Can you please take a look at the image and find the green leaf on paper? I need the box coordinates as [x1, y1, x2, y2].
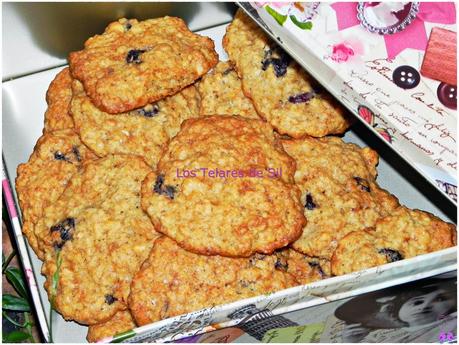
[111, 329, 136, 343]
[290, 15, 313, 30]
[2, 330, 32, 343]
[5, 267, 28, 299]
[266, 6, 288, 26]
[2, 294, 30, 312]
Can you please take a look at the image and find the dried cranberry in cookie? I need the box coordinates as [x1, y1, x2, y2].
[69, 17, 218, 113]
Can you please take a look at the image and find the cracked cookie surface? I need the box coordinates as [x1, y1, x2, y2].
[223, 10, 351, 138]
[71, 80, 200, 167]
[15, 130, 96, 258]
[282, 136, 400, 259]
[141, 116, 305, 257]
[87, 310, 136, 343]
[129, 237, 298, 325]
[38, 155, 158, 325]
[69, 17, 218, 113]
[331, 207, 457, 275]
[44, 68, 75, 132]
[198, 61, 259, 118]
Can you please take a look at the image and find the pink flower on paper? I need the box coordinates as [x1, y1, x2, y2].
[331, 43, 355, 63]
[26, 268, 37, 287]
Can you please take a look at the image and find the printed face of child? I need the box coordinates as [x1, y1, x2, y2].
[398, 287, 453, 326]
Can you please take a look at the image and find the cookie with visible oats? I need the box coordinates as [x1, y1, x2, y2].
[15, 130, 96, 258]
[223, 10, 351, 138]
[43, 68, 75, 132]
[198, 61, 259, 118]
[39, 155, 158, 325]
[128, 237, 298, 325]
[331, 207, 457, 275]
[275, 249, 330, 285]
[141, 116, 305, 257]
[87, 310, 136, 343]
[282, 136, 400, 260]
[69, 17, 218, 114]
[70, 80, 200, 167]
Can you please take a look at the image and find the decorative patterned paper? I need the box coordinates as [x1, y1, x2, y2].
[262, 323, 325, 343]
[241, 2, 457, 203]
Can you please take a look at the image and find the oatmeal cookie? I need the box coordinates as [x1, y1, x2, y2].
[331, 207, 457, 275]
[39, 155, 158, 325]
[276, 249, 330, 285]
[223, 10, 350, 138]
[282, 136, 399, 260]
[43, 68, 75, 132]
[141, 116, 305, 257]
[15, 130, 96, 257]
[70, 80, 200, 167]
[87, 310, 136, 343]
[128, 237, 298, 325]
[198, 61, 259, 118]
[69, 17, 218, 113]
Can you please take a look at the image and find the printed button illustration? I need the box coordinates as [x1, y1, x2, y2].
[437, 83, 457, 110]
[392, 65, 420, 89]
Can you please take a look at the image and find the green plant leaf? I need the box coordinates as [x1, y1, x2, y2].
[2, 294, 30, 312]
[2, 252, 5, 265]
[266, 6, 288, 26]
[2, 330, 32, 342]
[5, 267, 28, 299]
[290, 15, 313, 30]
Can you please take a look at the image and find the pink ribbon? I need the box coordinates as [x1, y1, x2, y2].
[331, 2, 456, 59]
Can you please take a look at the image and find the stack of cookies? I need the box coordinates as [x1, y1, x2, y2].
[15, 10, 456, 342]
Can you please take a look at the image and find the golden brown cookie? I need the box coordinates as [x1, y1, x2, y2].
[15, 130, 96, 257]
[128, 237, 298, 326]
[331, 207, 457, 275]
[44, 68, 75, 132]
[70, 80, 200, 167]
[141, 116, 305, 257]
[39, 155, 158, 325]
[276, 249, 330, 285]
[223, 10, 351, 138]
[198, 61, 259, 118]
[282, 136, 400, 260]
[69, 17, 218, 113]
[87, 310, 136, 343]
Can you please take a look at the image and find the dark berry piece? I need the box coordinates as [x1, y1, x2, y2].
[378, 248, 403, 262]
[308, 261, 327, 278]
[126, 49, 147, 64]
[274, 257, 288, 271]
[153, 174, 165, 194]
[261, 46, 291, 77]
[153, 174, 177, 199]
[54, 151, 68, 162]
[72, 146, 81, 162]
[104, 294, 117, 305]
[163, 185, 176, 200]
[137, 104, 160, 117]
[392, 65, 420, 89]
[353, 176, 371, 192]
[50, 218, 75, 248]
[124, 22, 132, 31]
[304, 193, 316, 210]
[271, 56, 290, 77]
[223, 67, 234, 76]
[289, 92, 315, 104]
